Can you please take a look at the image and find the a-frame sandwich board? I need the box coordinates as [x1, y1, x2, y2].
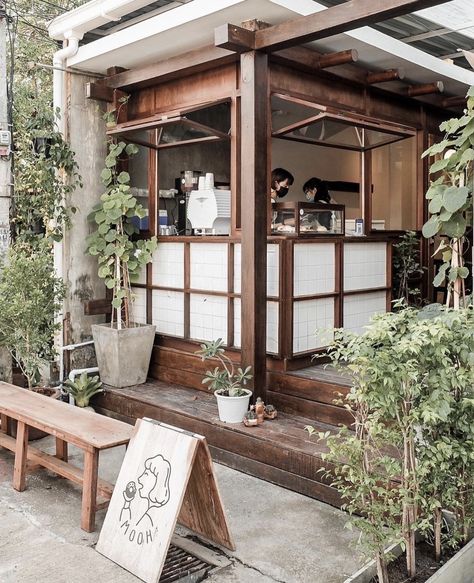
[96, 418, 234, 583]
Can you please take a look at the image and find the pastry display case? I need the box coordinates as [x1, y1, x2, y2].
[271, 202, 345, 236]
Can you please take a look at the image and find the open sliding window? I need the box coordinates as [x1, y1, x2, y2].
[271, 94, 417, 231]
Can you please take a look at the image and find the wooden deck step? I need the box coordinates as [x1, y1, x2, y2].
[267, 364, 353, 426]
[93, 381, 344, 508]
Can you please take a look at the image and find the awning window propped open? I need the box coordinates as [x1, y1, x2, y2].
[107, 100, 231, 150]
[271, 93, 416, 151]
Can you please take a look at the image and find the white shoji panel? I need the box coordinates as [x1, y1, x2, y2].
[343, 291, 387, 334]
[131, 287, 147, 325]
[344, 243, 387, 291]
[293, 298, 334, 354]
[135, 264, 146, 285]
[190, 243, 228, 292]
[152, 243, 184, 288]
[234, 244, 280, 297]
[151, 290, 184, 337]
[234, 299, 279, 354]
[190, 294, 228, 343]
[293, 243, 336, 297]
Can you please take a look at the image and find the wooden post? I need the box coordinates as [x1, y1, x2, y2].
[361, 149, 372, 235]
[13, 421, 29, 491]
[81, 448, 99, 532]
[240, 51, 268, 400]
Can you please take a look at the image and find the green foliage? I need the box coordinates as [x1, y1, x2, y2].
[0, 241, 65, 389]
[196, 338, 252, 397]
[63, 372, 103, 408]
[392, 231, 424, 305]
[86, 140, 157, 328]
[422, 90, 474, 304]
[309, 305, 474, 579]
[6, 1, 84, 246]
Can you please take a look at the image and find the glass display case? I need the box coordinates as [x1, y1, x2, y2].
[271, 202, 345, 236]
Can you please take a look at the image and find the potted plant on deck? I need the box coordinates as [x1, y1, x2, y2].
[197, 339, 252, 423]
[0, 241, 65, 392]
[86, 141, 157, 387]
[63, 372, 103, 411]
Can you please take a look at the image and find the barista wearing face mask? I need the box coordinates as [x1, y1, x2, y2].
[271, 168, 294, 201]
[302, 177, 333, 204]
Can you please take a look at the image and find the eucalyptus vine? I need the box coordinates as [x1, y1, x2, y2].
[422, 87, 474, 307]
[86, 141, 157, 329]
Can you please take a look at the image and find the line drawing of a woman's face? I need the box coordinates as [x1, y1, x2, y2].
[137, 454, 171, 509]
[138, 468, 155, 500]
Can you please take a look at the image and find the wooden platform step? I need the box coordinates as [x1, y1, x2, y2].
[93, 381, 344, 508]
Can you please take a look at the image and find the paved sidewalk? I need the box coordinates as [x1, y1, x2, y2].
[0, 436, 361, 583]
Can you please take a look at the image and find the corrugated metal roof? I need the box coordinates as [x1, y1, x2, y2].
[317, 0, 474, 69]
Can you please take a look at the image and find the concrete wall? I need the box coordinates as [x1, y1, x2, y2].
[63, 73, 107, 369]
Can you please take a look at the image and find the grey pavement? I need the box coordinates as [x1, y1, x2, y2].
[0, 436, 362, 583]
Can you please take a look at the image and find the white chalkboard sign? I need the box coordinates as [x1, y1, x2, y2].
[96, 418, 234, 583]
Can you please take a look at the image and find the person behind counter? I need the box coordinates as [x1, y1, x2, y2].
[302, 177, 338, 230]
[271, 168, 294, 201]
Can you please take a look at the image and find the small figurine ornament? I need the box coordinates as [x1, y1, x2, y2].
[255, 397, 265, 425]
[243, 410, 258, 427]
[264, 404, 278, 420]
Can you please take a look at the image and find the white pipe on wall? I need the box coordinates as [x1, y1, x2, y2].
[52, 35, 80, 357]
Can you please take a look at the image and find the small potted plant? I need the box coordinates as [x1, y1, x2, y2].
[243, 409, 258, 427]
[63, 372, 103, 411]
[86, 141, 157, 388]
[197, 339, 252, 423]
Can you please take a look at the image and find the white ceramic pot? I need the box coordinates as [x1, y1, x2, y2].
[214, 389, 252, 423]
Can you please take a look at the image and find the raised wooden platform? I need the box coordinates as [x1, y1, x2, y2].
[93, 380, 344, 508]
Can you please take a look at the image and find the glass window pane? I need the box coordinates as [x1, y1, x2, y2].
[271, 94, 324, 132]
[158, 121, 216, 145]
[186, 102, 231, 134]
[371, 137, 417, 231]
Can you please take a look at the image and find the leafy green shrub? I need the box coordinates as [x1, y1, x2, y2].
[86, 141, 157, 329]
[309, 304, 474, 581]
[0, 241, 65, 389]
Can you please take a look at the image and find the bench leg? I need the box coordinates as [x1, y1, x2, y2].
[1, 413, 11, 436]
[81, 449, 99, 532]
[55, 437, 68, 462]
[13, 422, 28, 491]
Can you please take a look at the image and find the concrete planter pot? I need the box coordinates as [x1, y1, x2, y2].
[214, 389, 252, 423]
[344, 537, 474, 583]
[92, 323, 156, 388]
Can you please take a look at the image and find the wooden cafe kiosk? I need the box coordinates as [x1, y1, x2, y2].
[49, 0, 473, 504]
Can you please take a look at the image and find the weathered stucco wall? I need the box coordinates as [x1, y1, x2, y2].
[64, 73, 107, 369]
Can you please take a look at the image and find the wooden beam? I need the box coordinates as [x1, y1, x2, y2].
[214, 23, 255, 52]
[318, 49, 358, 69]
[271, 46, 368, 84]
[442, 95, 467, 108]
[85, 82, 114, 102]
[105, 45, 237, 90]
[252, 0, 448, 52]
[366, 68, 405, 84]
[240, 51, 268, 401]
[407, 81, 444, 97]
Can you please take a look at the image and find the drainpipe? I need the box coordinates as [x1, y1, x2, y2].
[52, 33, 80, 356]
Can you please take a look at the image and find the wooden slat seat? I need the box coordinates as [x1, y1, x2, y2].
[0, 381, 132, 532]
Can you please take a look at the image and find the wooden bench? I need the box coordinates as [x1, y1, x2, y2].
[0, 381, 132, 532]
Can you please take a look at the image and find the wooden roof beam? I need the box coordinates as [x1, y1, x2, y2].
[253, 0, 449, 53]
[105, 45, 238, 90]
[407, 81, 444, 97]
[318, 49, 358, 69]
[442, 95, 467, 108]
[214, 23, 256, 52]
[366, 68, 405, 84]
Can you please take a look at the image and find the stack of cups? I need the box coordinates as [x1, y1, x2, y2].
[204, 173, 214, 189]
[198, 176, 206, 190]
